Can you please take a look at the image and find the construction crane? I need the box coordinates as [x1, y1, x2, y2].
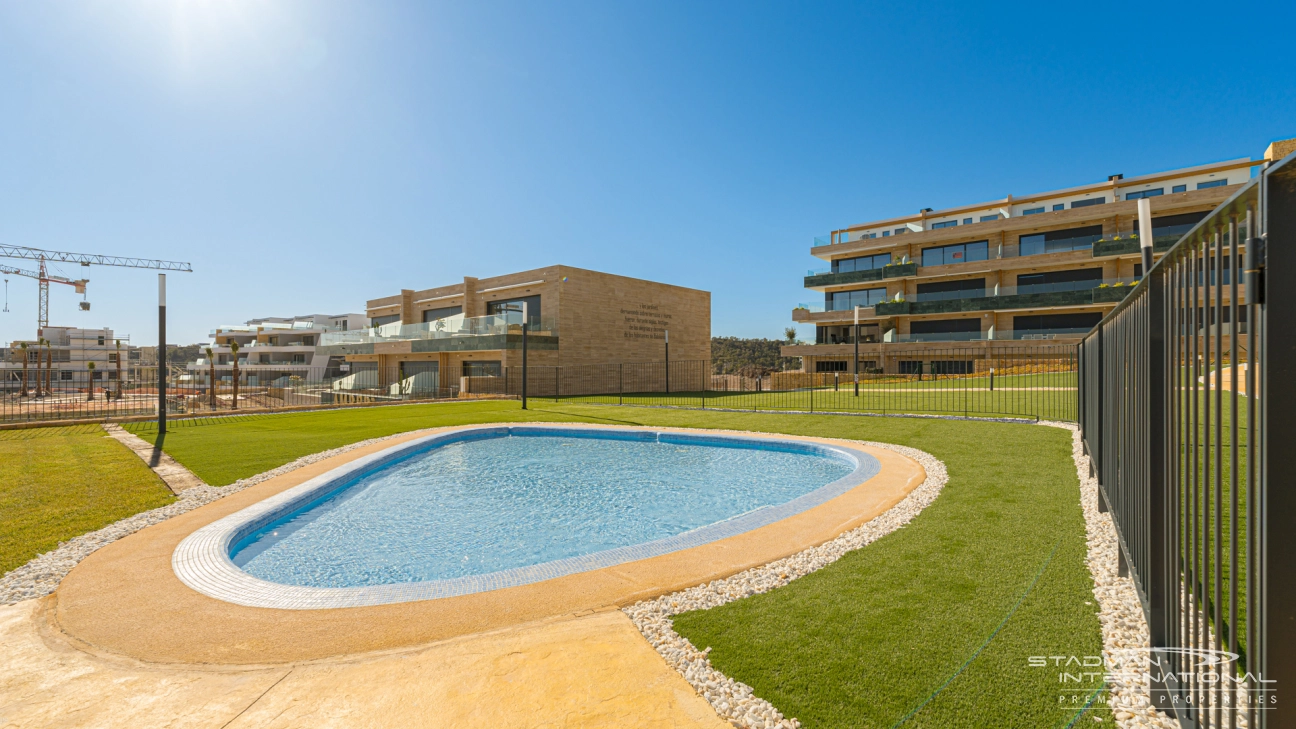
[0, 245, 192, 332]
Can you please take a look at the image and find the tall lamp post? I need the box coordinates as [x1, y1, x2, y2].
[502, 302, 529, 409]
[853, 306, 860, 397]
[1137, 198, 1154, 274]
[664, 329, 670, 395]
[158, 274, 166, 434]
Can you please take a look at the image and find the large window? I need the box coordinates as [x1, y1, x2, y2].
[1135, 211, 1209, 243]
[931, 221, 958, 229]
[1172, 184, 1187, 193]
[486, 295, 541, 327]
[1015, 268, 1103, 295]
[1198, 179, 1228, 189]
[1018, 225, 1103, 256]
[932, 360, 974, 375]
[980, 214, 1000, 222]
[1125, 188, 1164, 200]
[1071, 197, 1106, 208]
[908, 318, 982, 341]
[1012, 312, 1102, 339]
[463, 361, 502, 377]
[916, 277, 986, 302]
[921, 240, 988, 267]
[421, 305, 463, 323]
[371, 314, 400, 327]
[826, 287, 887, 311]
[832, 252, 891, 274]
[1022, 207, 1045, 215]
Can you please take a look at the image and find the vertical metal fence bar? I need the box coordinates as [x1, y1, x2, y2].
[1228, 215, 1240, 729]
[1214, 226, 1224, 729]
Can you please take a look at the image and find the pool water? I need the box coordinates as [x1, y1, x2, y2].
[230, 432, 857, 588]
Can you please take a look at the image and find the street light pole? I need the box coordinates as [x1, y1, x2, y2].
[853, 306, 860, 397]
[157, 274, 166, 434]
[1137, 197, 1154, 275]
[664, 329, 670, 394]
[521, 302, 528, 410]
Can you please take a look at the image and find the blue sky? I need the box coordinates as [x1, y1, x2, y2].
[0, 1, 1293, 346]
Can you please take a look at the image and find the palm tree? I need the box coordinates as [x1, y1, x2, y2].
[229, 341, 240, 410]
[34, 338, 47, 398]
[44, 340, 52, 397]
[18, 342, 29, 397]
[205, 346, 217, 410]
[86, 361, 96, 401]
[113, 340, 123, 401]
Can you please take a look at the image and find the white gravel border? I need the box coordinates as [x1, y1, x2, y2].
[622, 440, 948, 729]
[1041, 420, 1178, 728]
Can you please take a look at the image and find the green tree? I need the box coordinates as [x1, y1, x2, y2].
[113, 340, 123, 400]
[85, 361, 96, 402]
[17, 342, 29, 397]
[229, 341, 240, 410]
[205, 346, 218, 410]
[710, 336, 801, 375]
[784, 327, 798, 345]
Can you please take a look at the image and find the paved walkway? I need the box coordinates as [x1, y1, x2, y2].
[0, 600, 726, 728]
[101, 423, 206, 494]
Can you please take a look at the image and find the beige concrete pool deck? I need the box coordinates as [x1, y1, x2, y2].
[3, 424, 925, 727]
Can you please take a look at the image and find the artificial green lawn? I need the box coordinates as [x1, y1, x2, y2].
[0, 427, 174, 574]
[126, 400, 1103, 727]
[555, 386, 1078, 421]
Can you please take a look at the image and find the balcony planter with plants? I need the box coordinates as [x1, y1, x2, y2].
[1092, 283, 1135, 303]
[882, 261, 918, 278]
[1091, 234, 1141, 258]
[804, 267, 885, 288]
[874, 299, 910, 315]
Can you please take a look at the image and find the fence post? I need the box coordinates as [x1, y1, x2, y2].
[1145, 270, 1171, 708]
[619, 363, 623, 406]
[1263, 158, 1296, 721]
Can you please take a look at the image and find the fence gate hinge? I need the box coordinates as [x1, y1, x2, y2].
[1245, 233, 1266, 305]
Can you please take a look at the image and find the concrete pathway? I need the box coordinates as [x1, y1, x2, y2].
[101, 423, 206, 494]
[0, 599, 726, 729]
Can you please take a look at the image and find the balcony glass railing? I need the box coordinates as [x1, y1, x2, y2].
[1011, 327, 1093, 340]
[793, 302, 827, 313]
[1001, 276, 1141, 297]
[909, 288, 987, 303]
[893, 278, 1141, 304]
[890, 331, 988, 343]
[320, 313, 558, 346]
[813, 235, 832, 247]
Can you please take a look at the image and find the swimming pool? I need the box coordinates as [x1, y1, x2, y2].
[174, 425, 881, 608]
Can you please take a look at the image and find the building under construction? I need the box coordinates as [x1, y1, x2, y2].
[0, 326, 154, 391]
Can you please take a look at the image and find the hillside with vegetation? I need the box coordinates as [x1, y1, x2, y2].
[711, 335, 801, 375]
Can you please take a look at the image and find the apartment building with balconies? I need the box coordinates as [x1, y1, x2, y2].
[782, 139, 1293, 373]
[317, 265, 710, 393]
[191, 313, 368, 384]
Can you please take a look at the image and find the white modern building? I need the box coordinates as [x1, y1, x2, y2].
[192, 313, 369, 384]
[2, 326, 143, 389]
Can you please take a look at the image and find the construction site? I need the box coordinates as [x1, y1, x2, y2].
[1, 244, 191, 425]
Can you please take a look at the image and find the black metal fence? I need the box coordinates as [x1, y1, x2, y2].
[527, 346, 1077, 421]
[1078, 155, 1293, 727]
[2, 345, 1080, 426]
